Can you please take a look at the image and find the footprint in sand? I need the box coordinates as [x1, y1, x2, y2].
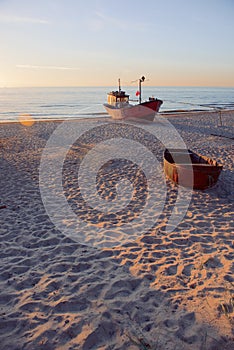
[165, 264, 178, 276]
[175, 312, 198, 345]
[182, 263, 194, 277]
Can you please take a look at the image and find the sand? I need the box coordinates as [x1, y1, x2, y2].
[0, 110, 233, 350]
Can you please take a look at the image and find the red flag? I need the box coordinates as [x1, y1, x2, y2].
[136, 90, 140, 96]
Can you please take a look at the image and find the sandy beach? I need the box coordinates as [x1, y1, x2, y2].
[0, 110, 233, 349]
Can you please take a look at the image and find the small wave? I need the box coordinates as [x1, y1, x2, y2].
[77, 112, 108, 116]
[40, 104, 81, 108]
[200, 103, 234, 109]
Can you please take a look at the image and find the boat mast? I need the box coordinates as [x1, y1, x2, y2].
[138, 76, 145, 104]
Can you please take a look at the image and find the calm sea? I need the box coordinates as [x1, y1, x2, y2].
[0, 86, 234, 122]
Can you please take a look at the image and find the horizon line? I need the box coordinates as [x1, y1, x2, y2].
[1, 85, 234, 89]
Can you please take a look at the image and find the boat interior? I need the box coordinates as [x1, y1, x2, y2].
[165, 149, 219, 166]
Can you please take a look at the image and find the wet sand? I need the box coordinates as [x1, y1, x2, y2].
[0, 110, 233, 349]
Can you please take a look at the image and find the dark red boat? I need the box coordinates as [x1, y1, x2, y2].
[164, 149, 223, 190]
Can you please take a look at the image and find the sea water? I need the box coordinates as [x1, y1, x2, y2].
[0, 86, 233, 122]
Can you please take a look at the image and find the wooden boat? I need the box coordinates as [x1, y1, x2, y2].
[164, 149, 223, 190]
[104, 76, 163, 121]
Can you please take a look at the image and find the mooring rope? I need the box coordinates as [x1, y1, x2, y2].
[161, 99, 227, 127]
[163, 99, 219, 110]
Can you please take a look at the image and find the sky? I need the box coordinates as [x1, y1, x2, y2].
[0, 0, 234, 87]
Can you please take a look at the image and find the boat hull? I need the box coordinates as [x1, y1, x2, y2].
[104, 99, 163, 121]
[163, 149, 223, 190]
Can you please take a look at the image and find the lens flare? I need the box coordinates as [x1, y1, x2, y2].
[18, 114, 35, 127]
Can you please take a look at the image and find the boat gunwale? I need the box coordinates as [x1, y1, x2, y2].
[164, 149, 223, 169]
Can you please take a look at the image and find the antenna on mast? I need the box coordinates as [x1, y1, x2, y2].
[118, 78, 121, 93]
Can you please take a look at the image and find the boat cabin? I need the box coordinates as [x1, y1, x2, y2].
[107, 90, 129, 105]
[107, 78, 129, 105]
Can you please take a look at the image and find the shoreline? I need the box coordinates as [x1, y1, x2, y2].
[0, 108, 234, 125]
